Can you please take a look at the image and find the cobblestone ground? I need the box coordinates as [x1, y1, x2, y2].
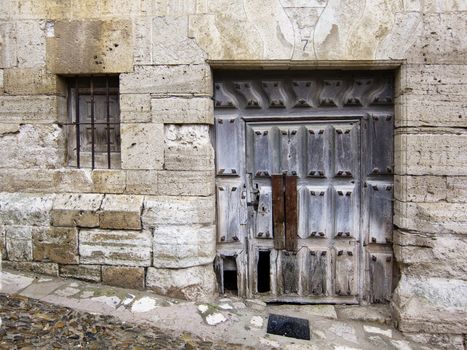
[0, 294, 251, 350]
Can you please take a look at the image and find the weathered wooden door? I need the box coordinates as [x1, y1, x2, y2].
[214, 71, 394, 304]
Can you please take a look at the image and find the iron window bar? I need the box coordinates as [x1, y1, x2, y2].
[67, 75, 120, 169]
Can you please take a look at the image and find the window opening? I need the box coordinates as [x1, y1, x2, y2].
[223, 257, 238, 294]
[257, 250, 271, 293]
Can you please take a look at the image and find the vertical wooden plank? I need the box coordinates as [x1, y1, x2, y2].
[285, 175, 298, 252]
[282, 251, 298, 294]
[272, 175, 285, 250]
[335, 248, 357, 296]
[369, 252, 393, 303]
[309, 250, 327, 296]
[255, 186, 273, 239]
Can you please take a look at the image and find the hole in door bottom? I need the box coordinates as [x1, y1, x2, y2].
[257, 250, 271, 293]
[223, 257, 238, 294]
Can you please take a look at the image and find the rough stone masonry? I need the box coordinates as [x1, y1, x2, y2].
[0, 0, 466, 348]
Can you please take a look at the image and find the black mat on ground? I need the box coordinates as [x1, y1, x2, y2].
[266, 314, 311, 340]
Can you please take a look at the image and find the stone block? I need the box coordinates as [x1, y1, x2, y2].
[0, 69, 4, 93]
[392, 275, 467, 334]
[394, 175, 447, 202]
[102, 266, 145, 290]
[394, 231, 467, 280]
[0, 226, 5, 259]
[5, 225, 34, 261]
[0, 96, 64, 123]
[447, 177, 467, 203]
[0, 169, 55, 193]
[121, 123, 164, 170]
[423, 0, 467, 12]
[120, 94, 151, 123]
[99, 194, 143, 230]
[51, 193, 103, 227]
[407, 13, 467, 64]
[2, 261, 59, 276]
[120, 64, 212, 96]
[164, 125, 214, 171]
[0, 193, 54, 226]
[91, 170, 126, 193]
[33, 227, 79, 264]
[16, 20, 46, 68]
[125, 170, 158, 195]
[0, 124, 65, 169]
[46, 20, 133, 74]
[4, 68, 66, 95]
[142, 196, 215, 228]
[79, 229, 152, 266]
[395, 94, 467, 128]
[395, 130, 467, 176]
[133, 17, 152, 65]
[394, 201, 467, 234]
[151, 16, 206, 65]
[53, 169, 94, 193]
[0, 22, 17, 68]
[59, 265, 102, 282]
[404, 332, 465, 350]
[157, 170, 215, 196]
[151, 97, 214, 124]
[146, 264, 216, 301]
[153, 224, 216, 268]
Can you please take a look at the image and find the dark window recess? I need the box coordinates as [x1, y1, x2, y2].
[223, 257, 238, 293]
[257, 250, 271, 293]
[66, 75, 121, 169]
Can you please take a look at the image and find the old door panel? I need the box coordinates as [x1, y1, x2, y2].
[250, 125, 277, 177]
[217, 183, 242, 243]
[334, 186, 356, 239]
[366, 115, 393, 175]
[306, 125, 327, 177]
[255, 185, 273, 239]
[278, 251, 299, 295]
[334, 247, 357, 296]
[279, 126, 301, 176]
[367, 182, 393, 244]
[307, 186, 329, 239]
[215, 117, 240, 176]
[333, 124, 358, 177]
[368, 252, 393, 303]
[306, 249, 328, 296]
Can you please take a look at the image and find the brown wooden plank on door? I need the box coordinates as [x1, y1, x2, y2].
[272, 175, 285, 250]
[285, 175, 298, 252]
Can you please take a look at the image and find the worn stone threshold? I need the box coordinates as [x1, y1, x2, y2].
[0, 268, 425, 350]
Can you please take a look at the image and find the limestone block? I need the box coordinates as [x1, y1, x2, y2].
[0, 69, 4, 94]
[16, 20, 46, 68]
[102, 266, 145, 290]
[79, 229, 152, 266]
[398, 64, 467, 97]
[157, 170, 215, 196]
[395, 130, 467, 176]
[406, 13, 467, 64]
[395, 94, 467, 128]
[1, 261, 59, 276]
[59, 265, 101, 282]
[0, 193, 54, 226]
[394, 201, 467, 234]
[120, 94, 151, 123]
[53, 169, 94, 193]
[151, 16, 206, 64]
[125, 170, 158, 195]
[0, 22, 17, 68]
[146, 264, 216, 301]
[99, 194, 143, 230]
[394, 175, 447, 202]
[0, 169, 55, 193]
[142, 196, 215, 228]
[120, 65, 212, 95]
[33, 227, 79, 264]
[0, 226, 5, 259]
[151, 97, 214, 124]
[47, 20, 133, 74]
[5, 225, 34, 261]
[0, 124, 65, 169]
[91, 170, 126, 194]
[133, 17, 152, 65]
[153, 224, 216, 268]
[121, 123, 164, 170]
[4, 68, 66, 95]
[51, 194, 104, 227]
[446, 177, 467, 203]
[404, 332, 465, 350]
[423, 0, 467, 12]
[394, 231, 467, 280]
[164, 125, 214, 171]
[392, 275, 467, 334]
[0, 96, 64, 123]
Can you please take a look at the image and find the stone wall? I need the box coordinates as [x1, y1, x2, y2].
[0, 0, 466, 344]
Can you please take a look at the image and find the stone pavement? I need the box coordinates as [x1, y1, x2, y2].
[0, 269, 431, 350]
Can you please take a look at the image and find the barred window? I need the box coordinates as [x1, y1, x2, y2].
[66, 76, 121, 169]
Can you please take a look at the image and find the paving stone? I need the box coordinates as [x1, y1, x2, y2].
[0, 271, 34, 294]
[335, 305, 391, 325]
